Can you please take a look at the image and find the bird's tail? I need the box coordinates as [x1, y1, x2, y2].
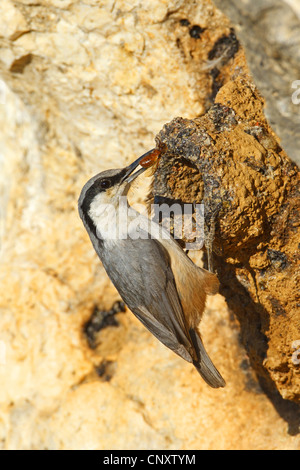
[189, 328, 226, 388]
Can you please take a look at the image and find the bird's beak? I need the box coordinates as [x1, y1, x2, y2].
[122, 149, 156, 184]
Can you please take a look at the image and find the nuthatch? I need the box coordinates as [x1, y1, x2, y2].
[78, 151, 225, 388]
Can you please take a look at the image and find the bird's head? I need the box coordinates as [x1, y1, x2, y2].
[78, 151, 152, 236]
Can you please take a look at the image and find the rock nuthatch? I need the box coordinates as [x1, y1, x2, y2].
[78, 151, 225, 388]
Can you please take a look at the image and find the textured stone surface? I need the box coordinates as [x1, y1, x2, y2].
[0, 0, 299, 450]
[153, 89, 299, 402]
[213, 0, 300, 165]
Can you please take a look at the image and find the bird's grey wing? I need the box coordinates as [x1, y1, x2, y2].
[100, 238, 194, 363]
[133, 305, 193, 363]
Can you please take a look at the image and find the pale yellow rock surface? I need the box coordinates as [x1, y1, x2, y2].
[0, 0, 299, 450]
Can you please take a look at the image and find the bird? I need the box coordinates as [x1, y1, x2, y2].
[78, 151, 225, 388]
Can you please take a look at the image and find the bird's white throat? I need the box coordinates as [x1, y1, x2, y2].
[88, 193, 153, 241]
[88, 192, 174, 243]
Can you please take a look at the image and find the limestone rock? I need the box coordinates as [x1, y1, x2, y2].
[213, 0, 300, 165]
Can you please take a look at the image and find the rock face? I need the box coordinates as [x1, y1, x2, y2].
[213, 0, 300, 166]
[153, 90, 299, 402]
[0, 0, 299, 450]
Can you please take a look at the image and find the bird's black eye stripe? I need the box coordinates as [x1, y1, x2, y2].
[99, 179, 111, 189]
